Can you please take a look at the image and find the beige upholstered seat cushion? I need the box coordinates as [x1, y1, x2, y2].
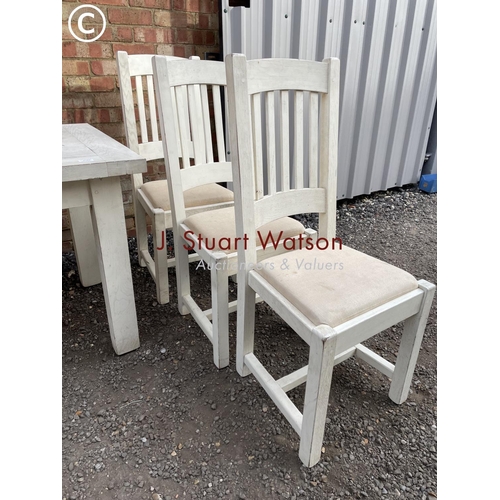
[183, 206, 306, 254]
[140, 180, 234, 211]
[255, 246, 418, 328]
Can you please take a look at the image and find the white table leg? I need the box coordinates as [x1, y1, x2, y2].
[68, 206, 101, 287]
[89, 177, 140, 355]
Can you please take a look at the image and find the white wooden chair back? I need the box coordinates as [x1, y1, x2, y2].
[226, 55, 340, 263]
[117, 51, 201, 193]
[152, 56, 232, 224]
[117, 52, 169, 160]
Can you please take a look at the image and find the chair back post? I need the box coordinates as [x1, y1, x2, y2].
[318, 57, 340, 240]
[226, 53, 259, 269]
[152, 55, 188, 226]
[117, 51, 143, 193]
[117, 51, 140, 154]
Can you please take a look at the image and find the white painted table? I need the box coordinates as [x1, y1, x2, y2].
[62, 124, 147, 355]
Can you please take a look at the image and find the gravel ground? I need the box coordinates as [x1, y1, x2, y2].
[62, 184, 437, 500]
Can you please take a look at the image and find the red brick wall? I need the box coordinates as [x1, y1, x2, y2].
[62, 0, 220, 251]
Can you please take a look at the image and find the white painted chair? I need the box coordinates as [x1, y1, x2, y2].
[116, 51, 234, 304]
[225, 53, 436, 467]
[152, 55, 311, 369]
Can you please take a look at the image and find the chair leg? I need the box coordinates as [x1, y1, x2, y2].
[211, 253, 230, 369]
[389, 280, 436, 404]
[135, 197, 149, 268]
[299, 325, 337, 467]
[153, 212, 169, 304]
[236, 269, 256, 377]
[175, 230, 191, 316]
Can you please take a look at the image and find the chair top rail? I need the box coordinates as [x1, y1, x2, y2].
[122, 52, 183, 77]
[158, 58, 227, 88]
[247, 58, 329, 95]
[127, 53, 154, 76]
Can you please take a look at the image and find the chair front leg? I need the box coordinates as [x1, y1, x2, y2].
[236, 268, 257, 377]
[389, 280, 436, 404]
[299, 325, 337, 467]
[211, 252, 230, 369]
[173, 227, 191, 316]
[153, 211, 169, 304]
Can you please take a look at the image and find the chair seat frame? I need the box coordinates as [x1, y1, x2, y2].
[240, 271, 434, 465]
[134, 185, 234, 297]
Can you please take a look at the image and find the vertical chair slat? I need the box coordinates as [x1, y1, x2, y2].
[309, 92, 319, 188]
[252, 93, 264, 199]
[200, 84, 214, 163]
[136, 75, 149, 143]
[280, 90, 290, 191]
[175, 85, 192, 168]
[146, 75, 159, 142]
[170, 87, 183, 158]
[265, 91, 276, 195]
[224, 80, 231, 164]
[188, 84, 207, 165]
[294, 90, 304, 189]
[212, 85, 226, 162]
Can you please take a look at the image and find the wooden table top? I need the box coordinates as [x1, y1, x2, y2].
[62, 123, 147, 182]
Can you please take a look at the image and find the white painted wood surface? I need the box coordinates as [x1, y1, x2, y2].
[226, 54, 436, 467]
[62, 124, 145, 182]
[62, 123, 146, 355]
[117, 51, 180, 304]
[152, 55, 233, 368]
[117, 52, 234, 305]
[153, 55, 312, 369]
[67, 206, 101, 287]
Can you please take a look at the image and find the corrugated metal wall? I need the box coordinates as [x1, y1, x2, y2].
[221, 0, 437, 199]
